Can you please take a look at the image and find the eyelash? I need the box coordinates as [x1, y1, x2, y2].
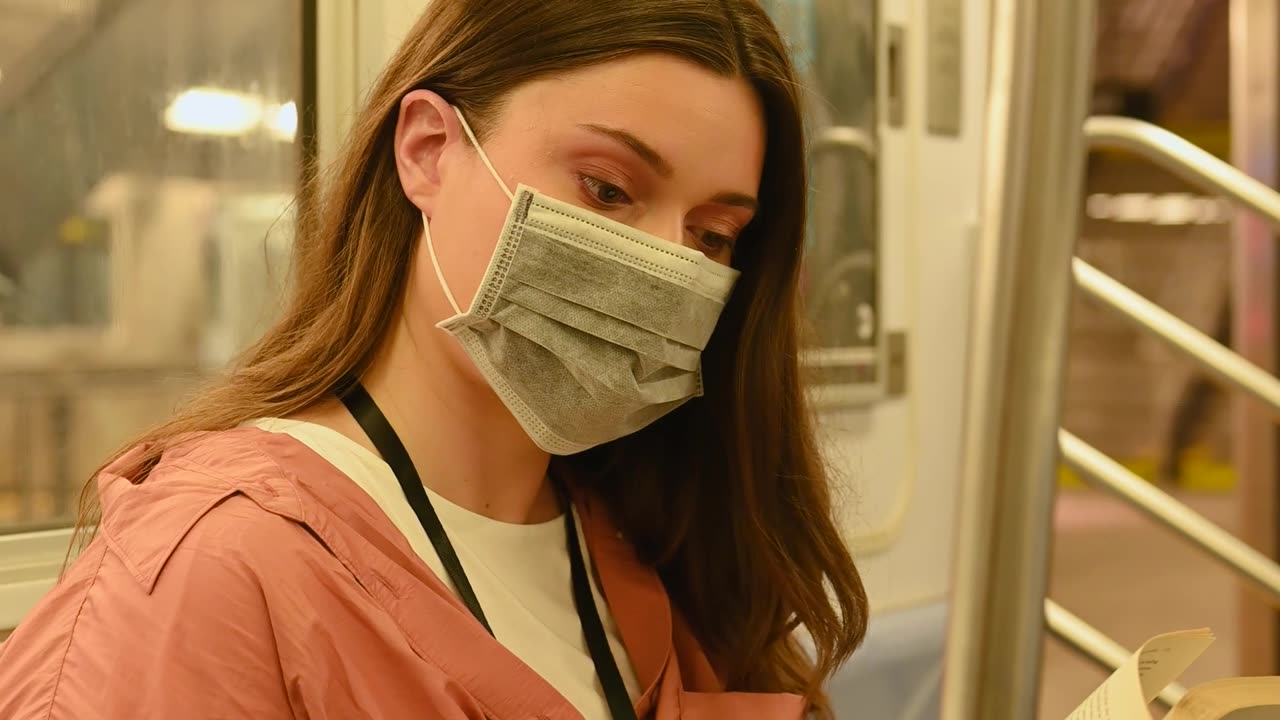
[696, 230, 736, 255]
[578, 174, 633, 209]
[577, 173, 738, 257]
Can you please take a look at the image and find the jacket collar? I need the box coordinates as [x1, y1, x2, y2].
[98, 427, 678, 718]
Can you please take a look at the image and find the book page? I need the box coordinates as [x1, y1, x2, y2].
[1066, 629, 1215, 720]
[1165, 677, 1280, 720]
[1134, 629, 1215, 700]
[1220, 708, 1280, 720]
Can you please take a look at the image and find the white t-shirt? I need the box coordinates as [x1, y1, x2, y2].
[247, 418, 642, 719]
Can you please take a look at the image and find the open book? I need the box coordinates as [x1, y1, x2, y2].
[1066, 629, 1280, 719]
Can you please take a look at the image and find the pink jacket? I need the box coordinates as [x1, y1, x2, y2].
[0, 428, 804, 719]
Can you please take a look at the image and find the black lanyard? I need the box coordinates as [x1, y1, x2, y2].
[339, 381, 638, 720]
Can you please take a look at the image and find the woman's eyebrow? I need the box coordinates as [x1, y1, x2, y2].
[577, 124, 758, 210]
[711, 192, 757, 211]
[578, 123, 674, 178]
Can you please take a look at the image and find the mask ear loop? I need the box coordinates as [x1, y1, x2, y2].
[453, 106, 515, 201]
[422, 214, 462, 316]
[423, 106, 517, 317]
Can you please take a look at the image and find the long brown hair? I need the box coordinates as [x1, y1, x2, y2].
[77, 0, 867, 714]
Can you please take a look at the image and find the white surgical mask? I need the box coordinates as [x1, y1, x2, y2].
[422, 107, 739, 455]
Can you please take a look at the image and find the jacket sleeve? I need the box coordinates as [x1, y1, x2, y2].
[0, 501, 296, 720]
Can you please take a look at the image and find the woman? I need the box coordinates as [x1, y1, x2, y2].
[0, 1, 867, 718]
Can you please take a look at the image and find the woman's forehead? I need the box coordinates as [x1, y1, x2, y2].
[497, 55, 767, 191]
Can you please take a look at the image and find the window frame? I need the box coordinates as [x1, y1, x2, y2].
[0, 0, 339, 632]
[0, 529, 74, 630]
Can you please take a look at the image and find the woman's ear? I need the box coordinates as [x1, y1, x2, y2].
[394, 90, 464, 217]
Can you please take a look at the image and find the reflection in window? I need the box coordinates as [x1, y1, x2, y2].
[762, 0, 879, 390]
[0, 0, 303, 530]
[5, 217, 112, 328]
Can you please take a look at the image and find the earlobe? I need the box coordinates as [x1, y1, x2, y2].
[394, 90, 458, 215]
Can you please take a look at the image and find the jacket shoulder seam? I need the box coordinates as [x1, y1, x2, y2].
[42, 546, 108, 720]
[170, 435, 307, 517]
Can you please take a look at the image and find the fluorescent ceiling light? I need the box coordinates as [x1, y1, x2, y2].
[165, 87, 264, 136]
[267, 101, 298, 141]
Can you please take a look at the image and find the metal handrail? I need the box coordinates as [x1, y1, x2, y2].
[809, 125, 877, 159]
[1073, 257, 1280, 416]
[1044, 600, 1186, 708]
[1085, 116, 1280, 231]
[1059, 429, 1280, 603]
[1074, 116, 1280, 597]
[1041, 118, 1280, 704]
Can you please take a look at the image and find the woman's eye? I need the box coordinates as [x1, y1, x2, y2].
[579, 175, 632, 208]
[697, 230, 736, 256]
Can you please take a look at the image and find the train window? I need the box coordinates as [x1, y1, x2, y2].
[0, 1, 305, 538]
[761, 0, 882, 404]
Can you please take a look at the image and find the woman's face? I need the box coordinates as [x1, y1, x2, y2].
[395, 53, 767, 326]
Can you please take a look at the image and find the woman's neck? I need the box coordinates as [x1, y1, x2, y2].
[292, 312, 560, 525]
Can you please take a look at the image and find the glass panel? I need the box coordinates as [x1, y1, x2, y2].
[763, 0, 880, 393]
[0, 0, 303, 531]
[761, 2, 927, 718]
